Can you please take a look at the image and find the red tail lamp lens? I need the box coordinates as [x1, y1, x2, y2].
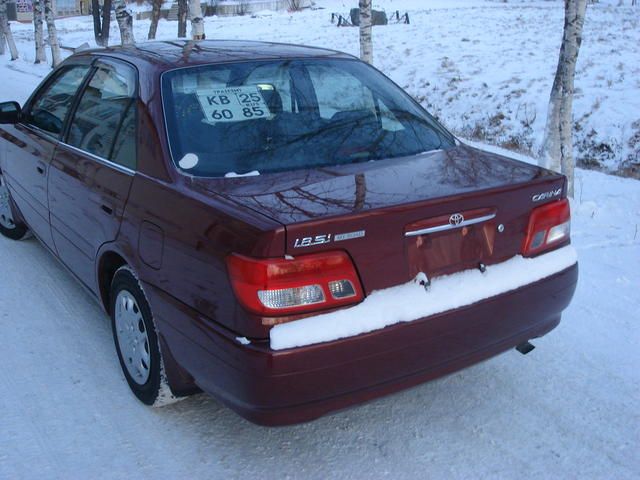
[523, 198, 571, 256]
[226, 251, 364, 316]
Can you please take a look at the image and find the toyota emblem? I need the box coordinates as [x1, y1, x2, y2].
[449, 213, 464, 226]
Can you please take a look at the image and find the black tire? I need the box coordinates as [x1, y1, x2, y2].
[110, 266, 178, 406]
[0, 171, 30, 240]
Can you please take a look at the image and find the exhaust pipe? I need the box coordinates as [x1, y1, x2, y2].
[516, 341, 535, 355]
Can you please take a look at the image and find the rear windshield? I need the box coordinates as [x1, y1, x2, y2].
[161, 58, 455, 177]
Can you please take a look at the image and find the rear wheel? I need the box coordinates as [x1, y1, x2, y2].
[0, 171, 29, 240]
[110, 266, 180, 406]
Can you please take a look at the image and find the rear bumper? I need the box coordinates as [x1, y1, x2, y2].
[147, 262, 578, 426]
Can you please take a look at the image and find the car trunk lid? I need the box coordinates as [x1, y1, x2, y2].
[193, 145, 566, 293]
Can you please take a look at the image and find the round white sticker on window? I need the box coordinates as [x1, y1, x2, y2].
[178, 153, 199, 169]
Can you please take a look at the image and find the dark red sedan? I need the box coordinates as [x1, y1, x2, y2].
[0, 40, 577, 425]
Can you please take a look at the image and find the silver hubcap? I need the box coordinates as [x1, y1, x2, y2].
[0, 173, 16, 230]
[115, 290, 151, 385]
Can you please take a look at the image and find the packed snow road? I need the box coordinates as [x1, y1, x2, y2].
[1, 161, 638, 479]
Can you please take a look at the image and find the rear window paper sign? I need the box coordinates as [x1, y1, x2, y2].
[197, 86, 271, 124]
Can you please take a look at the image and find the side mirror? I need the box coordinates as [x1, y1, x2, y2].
[0, 101, 22, 124]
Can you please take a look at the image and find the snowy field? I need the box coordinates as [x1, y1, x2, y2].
[1, 1, 639, 478]
[2, 0, 639, 173]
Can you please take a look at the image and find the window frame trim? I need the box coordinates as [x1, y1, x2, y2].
[57, 140, 135, 176]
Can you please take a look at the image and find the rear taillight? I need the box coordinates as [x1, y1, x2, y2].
[522, 198, 571, 256]
[226, 251, 364, 316]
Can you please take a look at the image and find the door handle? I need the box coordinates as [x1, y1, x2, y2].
[100, 204, 114, 216]
[36, 162, 46, 175]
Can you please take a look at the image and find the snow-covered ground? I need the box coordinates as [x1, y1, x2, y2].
[1, 151, 638, 479]
[1, 1, 639, 478]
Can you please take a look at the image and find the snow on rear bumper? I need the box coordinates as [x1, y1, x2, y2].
[270, 245, 578, 350]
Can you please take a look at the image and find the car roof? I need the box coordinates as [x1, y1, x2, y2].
[77, 40, 355, 71]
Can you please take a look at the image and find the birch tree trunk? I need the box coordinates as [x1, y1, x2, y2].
[101, 0, 112, 46]
[190, 0, 205, 40]
[43, 0, 61, 66]
[92, 0, 113, 47]
[92, 0, 102, 45]
[177, 0, 188, 38]
[115, 0, 134, 45]
[541, 0, 587, 198]
[542, 48, 564, 173]
[0, 25, 5, 56]
[148, 0, 162, 40]
[33, 0, 46, 63]
[0, 0, 19, 60]
[359, 0, 372, 64]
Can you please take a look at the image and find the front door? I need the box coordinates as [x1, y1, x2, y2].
[1, 64, 92, 250]
[48, 58, 138, 291]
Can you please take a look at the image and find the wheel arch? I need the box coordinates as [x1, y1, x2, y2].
[96, 246, 199, 397]
[97, 249, 129, 314]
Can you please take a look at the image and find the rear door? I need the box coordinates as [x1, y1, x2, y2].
[1, 63, 92, 250]
[48, 58, 138, 290]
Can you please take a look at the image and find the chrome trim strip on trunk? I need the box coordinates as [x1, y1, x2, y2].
[405, 213, 497, 237]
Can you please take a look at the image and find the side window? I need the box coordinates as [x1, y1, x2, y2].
[67, 61, 137, 168]
[110, 104, 136, 169]
[28, 65, 91, 137]
[306, 64, 375, 120]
